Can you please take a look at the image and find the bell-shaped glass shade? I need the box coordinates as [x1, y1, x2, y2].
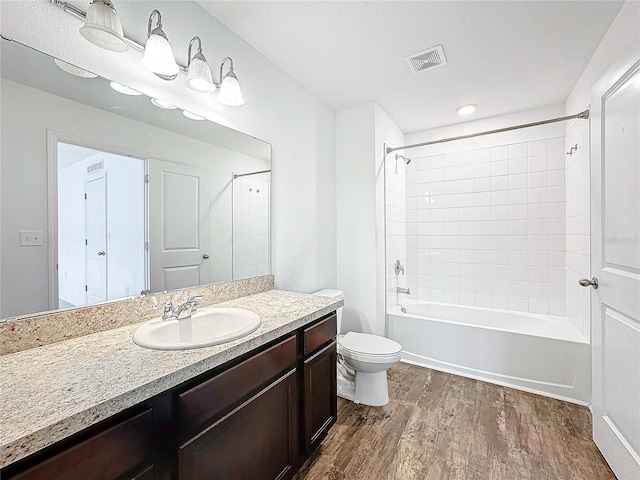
[217, 72, 244, 106]
[141, 31, 180, 77]
[54, 58, 98, 78]
[79, 0, 128, 53]
[185, 56, 214, 92]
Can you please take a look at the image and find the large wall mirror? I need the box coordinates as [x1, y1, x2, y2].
[0, 37, 272, 319]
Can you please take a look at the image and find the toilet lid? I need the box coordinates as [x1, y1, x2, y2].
[339, 332, 402, 356]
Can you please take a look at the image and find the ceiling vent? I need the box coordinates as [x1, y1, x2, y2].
[405, 44, 447, 74]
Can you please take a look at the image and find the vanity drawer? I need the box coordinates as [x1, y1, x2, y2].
[8, 409, 153, 480]
[303, 313, 337, 356]
[178, 334, 297, 432]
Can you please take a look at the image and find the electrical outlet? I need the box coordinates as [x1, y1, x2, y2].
[20, 230, 44, 246]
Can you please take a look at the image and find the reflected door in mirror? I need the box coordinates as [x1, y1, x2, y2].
[149, 160, 211, 292]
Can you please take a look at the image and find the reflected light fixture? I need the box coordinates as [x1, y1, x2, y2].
[141, 9, 179, 79]
[217, 57, 245, 106]
[109, 81, 143, 96]
[151, 97, 177, 109]
[183, 110, 205, 120]
[54, 58, 98, 78]
[185, 36, 214, 92]
[79, 0, 128, 53]
[456, 104, 477, 116]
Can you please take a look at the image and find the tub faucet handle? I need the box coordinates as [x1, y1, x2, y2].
[395, 260, 405, 276]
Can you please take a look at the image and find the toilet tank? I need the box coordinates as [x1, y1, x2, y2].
[312, 289, 344, 333]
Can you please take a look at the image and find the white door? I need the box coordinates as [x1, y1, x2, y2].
[590, 52, 640, 479]
[149, 160, 211, 292]
[85, 174, 107, 304]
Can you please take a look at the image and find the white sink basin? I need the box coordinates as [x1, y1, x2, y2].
[133, 307, 261, 350]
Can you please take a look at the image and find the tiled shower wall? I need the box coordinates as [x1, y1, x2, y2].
[405, 136, 567, 315]
[232, 174, 271, 280]
[565, 120, 591, 338]
[386, 157, 407, 308]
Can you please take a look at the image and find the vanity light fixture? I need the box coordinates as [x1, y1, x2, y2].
[52, 0, 247, 106]
[79, 0, 128, 53]
[141, 10, 179, 79]
[217, 57, 245, 106]
[185, 36, 215, 92]
[151, 97, 177, 110]
[456, 104, 477, 116]
[183, 110, 205, 120]
[54, 58, 98, 78]
[109, 81, 142, 95]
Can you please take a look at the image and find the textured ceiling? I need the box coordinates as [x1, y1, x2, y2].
[197, 1, 623, 133]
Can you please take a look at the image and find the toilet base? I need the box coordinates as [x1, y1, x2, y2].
[354, 371, 390, 406]
[337, 369, 390, 407]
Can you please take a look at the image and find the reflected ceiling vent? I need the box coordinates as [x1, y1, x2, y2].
[405, 44, 447, 74]
[87, 160, 104, 174]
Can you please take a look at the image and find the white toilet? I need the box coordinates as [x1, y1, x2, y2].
[313, 289, 402, 407]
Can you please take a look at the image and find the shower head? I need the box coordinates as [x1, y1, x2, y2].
[395, 154, 411, 165]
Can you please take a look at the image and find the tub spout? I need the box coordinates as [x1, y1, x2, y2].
[397, 287, 410, 295]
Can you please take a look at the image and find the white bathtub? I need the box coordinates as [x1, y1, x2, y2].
[388, 301, 591, 405]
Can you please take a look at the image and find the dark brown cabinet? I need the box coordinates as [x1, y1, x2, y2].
[2, 311, 337, 480]
[179, 369, 298, 480]
[6, 409, 155, 480]
[303, 341, 337, 454]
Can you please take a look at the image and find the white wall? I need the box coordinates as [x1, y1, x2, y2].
[563, 0, 640, 340]
[336, 102, 403, 335]
[0, 0, 336, 312]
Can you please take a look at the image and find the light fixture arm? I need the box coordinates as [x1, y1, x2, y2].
[147, 9, 166, 39]
[217, 56, 235, 87]
[187, 36, 205, 66]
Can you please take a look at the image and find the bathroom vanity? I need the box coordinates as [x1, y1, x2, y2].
[0, 289, 341, 480]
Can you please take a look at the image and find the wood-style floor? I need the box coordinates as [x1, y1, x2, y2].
[294, 363, 615, 480]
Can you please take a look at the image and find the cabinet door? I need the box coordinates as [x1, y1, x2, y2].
[7, 410, 154, 480]
[303, 341, 337, 454]
[179, 369, 298, 480]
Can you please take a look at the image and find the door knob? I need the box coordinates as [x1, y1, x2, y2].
[97, 251, 106, 256]
[578, 277, 598, 289]
[202, 254, 210, 259]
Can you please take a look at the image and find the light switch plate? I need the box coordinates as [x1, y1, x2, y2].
[20, 230, 44, 246]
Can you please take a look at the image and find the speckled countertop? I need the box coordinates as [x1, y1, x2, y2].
[0, 289, 342, 468]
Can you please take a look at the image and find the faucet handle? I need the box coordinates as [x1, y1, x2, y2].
[153, 302, 175, 320]
[186, 295, 203, 314]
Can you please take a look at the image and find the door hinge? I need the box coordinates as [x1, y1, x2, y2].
[144, 174, 150, 184]
[85, 239, 88, 246]
[145, 241, 150, 251]
[84, 193, 87, 200]
[85, 285, 88, 292]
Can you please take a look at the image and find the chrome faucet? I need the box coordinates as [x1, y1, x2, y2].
[397, 287, 410, 295]
[395, 260, 405, 276]
[154, 295, 203, 320]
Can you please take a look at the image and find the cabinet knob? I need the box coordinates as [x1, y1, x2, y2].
[202, 254, 210, 259]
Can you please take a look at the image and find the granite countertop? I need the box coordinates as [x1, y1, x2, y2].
[0, 289, 342, 468]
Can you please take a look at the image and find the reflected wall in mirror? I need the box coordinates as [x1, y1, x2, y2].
[0, 37, 271, 319]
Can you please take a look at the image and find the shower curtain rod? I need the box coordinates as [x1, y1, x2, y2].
[233, 169, 271, 179]
[385, 109, 590, 155]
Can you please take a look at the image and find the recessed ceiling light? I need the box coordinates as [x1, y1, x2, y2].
[109, 81, 142, 96]
[150, 97, 177, 109]
[456, 104, 477, 116]
[183, 110, 205, 120]
[54, 58, 98, 78]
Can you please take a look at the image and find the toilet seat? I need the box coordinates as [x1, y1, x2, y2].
[338, 332, 402, 363]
